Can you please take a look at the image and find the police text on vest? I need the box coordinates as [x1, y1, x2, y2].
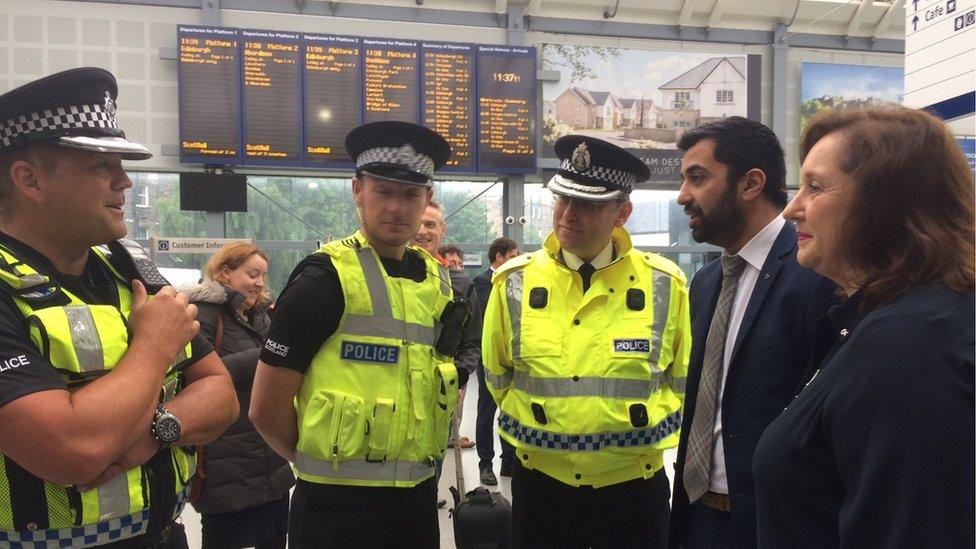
[613, 339, 650, 353]
[341, 341, 400, 365]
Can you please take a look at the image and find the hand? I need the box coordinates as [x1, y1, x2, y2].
[76, 432, 160, 492]
[128, 280, 200, 365]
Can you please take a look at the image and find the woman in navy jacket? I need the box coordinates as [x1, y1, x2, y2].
[753, 105, 974, 548]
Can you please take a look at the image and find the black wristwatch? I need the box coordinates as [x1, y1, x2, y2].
[151, 404, 182, 448]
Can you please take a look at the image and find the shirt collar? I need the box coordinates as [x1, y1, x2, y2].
[562, 237, 615, 271]
[729, 215, 785, 271]
[544, 226, 633, 270]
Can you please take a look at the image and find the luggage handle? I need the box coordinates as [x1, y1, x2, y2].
[451, 397, 466, 500]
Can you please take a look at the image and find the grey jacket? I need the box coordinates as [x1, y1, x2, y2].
[180, 281, 294, 514]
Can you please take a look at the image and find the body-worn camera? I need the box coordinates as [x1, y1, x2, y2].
[434, 284, 473, 357]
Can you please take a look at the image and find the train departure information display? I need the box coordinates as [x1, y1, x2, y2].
[363, 39, 420, 124]
[422, 42, 475, 172]
[178, 26, 536, 173]
[304, 34, 361, 167]
[241, 30, 302, 166]
[178, 26, 242, 163]
[477, 46, 536, 173]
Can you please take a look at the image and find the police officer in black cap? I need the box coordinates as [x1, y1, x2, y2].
[0, 68, 238, 547]
[251, 121, 460, 548]
[482, 135, 692, 548]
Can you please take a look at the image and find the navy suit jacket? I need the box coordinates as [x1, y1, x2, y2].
[669, 222, 837, 548]
[472, 268, 493, 321]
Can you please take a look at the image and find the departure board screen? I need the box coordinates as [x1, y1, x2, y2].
[178, 26, 242, 164]
[178, 26, 539, 174]
[421, 42, 476, 172]
[241, 30, 302, 166]
[477, 46, 536, 174]
[362, 39, 420, 124]
[304, 34, 362, 167]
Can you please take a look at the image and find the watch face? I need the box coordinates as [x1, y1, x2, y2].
[155, 414, 181, 443]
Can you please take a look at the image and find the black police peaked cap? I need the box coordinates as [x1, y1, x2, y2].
[0, 67, 151, 160]
[345, 121, 452, 186]
[548, 135, 650, 202]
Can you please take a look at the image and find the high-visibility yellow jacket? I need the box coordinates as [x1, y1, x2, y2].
[0, 244, 194, 548]
[483, 228, 691, 488]
[293, 231, 458, 488]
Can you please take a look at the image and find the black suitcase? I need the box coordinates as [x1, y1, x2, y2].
[449, 401, 511, 549]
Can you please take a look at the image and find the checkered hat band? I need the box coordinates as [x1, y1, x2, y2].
[0, 103, 120, 149]
[560, 159, 635, 191]
[356, 146, 435, 177]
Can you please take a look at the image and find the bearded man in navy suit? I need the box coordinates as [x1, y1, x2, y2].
[669, 117, 837, 549]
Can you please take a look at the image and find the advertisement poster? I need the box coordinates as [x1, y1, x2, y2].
[800, 62, 903, 132]
[542, 44, 751, 187]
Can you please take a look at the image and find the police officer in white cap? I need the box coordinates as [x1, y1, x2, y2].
[482, 135, 692, 548]
[0, 68, 238, 548]
[251, 121, 462, 548]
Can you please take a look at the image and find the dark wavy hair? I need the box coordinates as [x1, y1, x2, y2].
[801, 105, 975, 309]
[677, 116, 787, 207]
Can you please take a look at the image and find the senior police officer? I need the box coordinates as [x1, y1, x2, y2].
[483, 135, 691, 548]
[0, 68, 239, 548]
[250, 121, 460, 548]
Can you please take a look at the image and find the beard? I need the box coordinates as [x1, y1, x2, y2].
[686, 183, 747, 248]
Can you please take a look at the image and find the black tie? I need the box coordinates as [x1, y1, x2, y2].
[579, 262, 596, 293]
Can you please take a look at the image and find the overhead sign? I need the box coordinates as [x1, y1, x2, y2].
[904, 0, 976, 119]
[151, 237, 253, 255]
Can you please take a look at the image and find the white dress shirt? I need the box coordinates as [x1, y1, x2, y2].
[709, 215, 785, 494]
[562, 238, 615, 271]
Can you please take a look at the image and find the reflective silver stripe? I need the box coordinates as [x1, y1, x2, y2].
[294, 452, 435, 483]
[647, 269, 672, 372]
[664, 371, 687, 393]
[161, 376, 179, 402]
[436, 264, 451, 297]
[513, 370, 655, 399]
[65, 306, 104, 372]
[498, 410, 682, 452]
[15, 273, 49, 289]
[356, 248, 392, 317]
[343, 315, 437, 345]
[97, 471, 129, 520]
[484, 369, 513, 391]
[506, 270, 524, 361]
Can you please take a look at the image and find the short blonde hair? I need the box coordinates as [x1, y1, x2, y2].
[205, 242, 271, 308]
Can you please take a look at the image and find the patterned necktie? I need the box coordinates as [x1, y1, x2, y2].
[683, 254, 747, 503]
[578, 262, 596, 293]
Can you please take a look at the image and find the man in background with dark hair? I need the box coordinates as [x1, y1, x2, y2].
[471, 237, 518, 485]
[438, 244, 466, 272]
[669, 116, 837, 549]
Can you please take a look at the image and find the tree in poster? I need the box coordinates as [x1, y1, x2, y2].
[542, 44, 622, 83]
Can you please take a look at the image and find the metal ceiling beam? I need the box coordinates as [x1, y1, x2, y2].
[522, 0, 543, 17]
[706, 0, 728, 29]
[69, 0, 905, 53]
[845, 0, 874, 38]
[678, 0, 699, 27]
[871, 0, 904, 41]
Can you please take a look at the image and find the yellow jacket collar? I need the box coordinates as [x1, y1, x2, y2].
[542, 226, 634, 267]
